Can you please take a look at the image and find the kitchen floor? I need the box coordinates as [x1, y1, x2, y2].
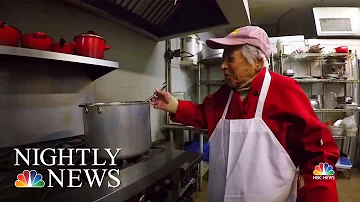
[194, 170, 360, 202]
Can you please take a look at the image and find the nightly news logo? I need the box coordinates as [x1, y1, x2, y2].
[312, 162, 335, 180]
[13, 148, 122, 188]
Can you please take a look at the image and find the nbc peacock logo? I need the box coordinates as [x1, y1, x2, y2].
[312, 162, 335, 180]
[14, 170, 45, 188]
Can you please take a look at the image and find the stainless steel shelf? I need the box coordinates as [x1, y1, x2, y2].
[199, 57, 222, 66]
[332, 136, 358, 140]
[332, 136, 346, 140]
[0, 45, 119, 80]
[277, 53, 355, 61]
[162, 124, 208, 133]
[314, 108, 358, 113]
[295, 79, 358, 83]
[337, 166, 352, 171]
[0, 45, 119, 68]
[200, 80, 224, 86]
[201, 79, 359, 86]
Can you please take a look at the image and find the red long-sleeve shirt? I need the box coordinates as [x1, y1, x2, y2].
[170, 68, 340, 202]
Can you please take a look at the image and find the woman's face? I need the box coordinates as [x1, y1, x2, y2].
[221, 47, 262, 88]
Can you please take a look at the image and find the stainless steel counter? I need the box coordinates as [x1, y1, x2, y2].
[40, 149, 203, 202]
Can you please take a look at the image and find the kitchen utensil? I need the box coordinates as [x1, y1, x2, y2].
[334, 119, 343, 127]
[283, 69, 295, 77]
[0, 21, 21, 47]
[335, 46, 348, 53]
[199, 45, 223, 64]
[328, 125, 344, 136]
[310, 99, 320, 109]
[79, 101, 151, 159]
[52, 36, 75, 54]
[307, 44, 324, 53]
[311, 95, 323, 109]
[20, 32, 53, 51]
[73, 31, 110, 59]
[337, 96, 352, 104]
[144, 82, 167, 102]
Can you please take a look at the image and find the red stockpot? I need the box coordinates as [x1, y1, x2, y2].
[21, 32, 53, 51]
[74, 31, 110, 59]
[52, 36, 75, 54]
[0, 21, 22, 47]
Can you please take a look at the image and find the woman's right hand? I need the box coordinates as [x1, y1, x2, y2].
[150, 89, 179, 114]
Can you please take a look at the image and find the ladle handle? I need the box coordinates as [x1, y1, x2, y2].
[144, 83, 167, 102]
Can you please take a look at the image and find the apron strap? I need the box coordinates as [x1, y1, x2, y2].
[255, 69, 272, 118]
[222, 90, 234, 119]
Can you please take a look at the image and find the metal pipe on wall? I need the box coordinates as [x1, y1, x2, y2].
[165, 39, 172, 93]
[165, 39, 172, 125]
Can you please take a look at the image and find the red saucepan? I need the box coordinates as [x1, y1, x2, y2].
[52, 36, 75, 54]
[73, 31, 110, 59]
[335, 46, 348, 53]
[21, 32, 53, 51]
[0, 21, 22, 47]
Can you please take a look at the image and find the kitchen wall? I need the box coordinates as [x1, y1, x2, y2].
[0, 0, 205, 147]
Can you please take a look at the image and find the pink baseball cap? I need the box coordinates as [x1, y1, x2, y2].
[206, 26, 271, 58]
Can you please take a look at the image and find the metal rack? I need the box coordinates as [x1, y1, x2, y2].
[273, 49, 359, 178]
[164, 46, 224, 181]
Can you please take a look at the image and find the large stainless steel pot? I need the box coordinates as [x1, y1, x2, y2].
[199, 45, 223, 61]
[79, 101, 151, 159]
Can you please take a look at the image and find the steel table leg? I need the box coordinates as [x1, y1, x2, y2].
[170, 129, 174, 149]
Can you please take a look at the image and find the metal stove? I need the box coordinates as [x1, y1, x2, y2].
[0, 135, 203, 202]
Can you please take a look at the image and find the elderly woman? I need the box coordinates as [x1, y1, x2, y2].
[151, 26, 339, 202]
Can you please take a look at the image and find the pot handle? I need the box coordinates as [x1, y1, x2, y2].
[33, 32, 48, 38]
[97, 106, 102, 114]
[104, 45, 110, 51]
[84, 106, 102, 114]
[59, 36, 66, 46]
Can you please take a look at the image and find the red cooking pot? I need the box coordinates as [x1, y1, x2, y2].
[335, 46, 348, 53]
[21, 32, 53, 51]
[73, 31, 110, 59]
[52, 36, 75, 54]
[0, 21, 22, 47]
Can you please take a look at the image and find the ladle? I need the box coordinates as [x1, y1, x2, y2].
[144, 82, 167, 102]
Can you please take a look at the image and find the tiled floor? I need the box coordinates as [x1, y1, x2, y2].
[194, 170, 360, 202]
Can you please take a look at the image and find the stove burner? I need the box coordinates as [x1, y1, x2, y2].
[0, 136, 167, 202]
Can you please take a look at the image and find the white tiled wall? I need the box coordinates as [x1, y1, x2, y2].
[0, 0, 197, 143]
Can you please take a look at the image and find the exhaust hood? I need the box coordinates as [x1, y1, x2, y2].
[313, 7, 360, 37]
[60, 0, 251, 41]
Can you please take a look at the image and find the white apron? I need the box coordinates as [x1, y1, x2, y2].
[208, 69, 298, 202]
